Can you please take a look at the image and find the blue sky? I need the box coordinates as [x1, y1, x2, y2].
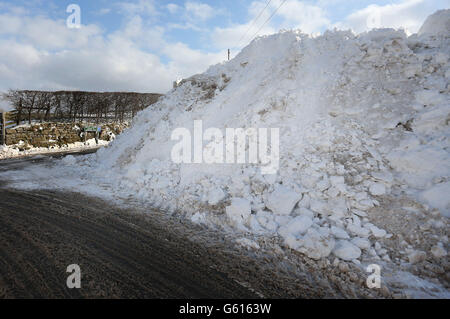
[0, 0, 447, 99]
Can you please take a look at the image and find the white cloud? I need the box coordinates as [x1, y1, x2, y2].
[0, 2, 30, 16]
[163, 42, 224, 77]
[185, 1, 215, 21]
[167, 3, 180, 14]
[0, 32, 174, 93]
[276, 0, 331, 34]
[336, 0, 433, 34]
[117, 0, 159, 18]
[212, 22, 276, 51]
[0, 0, 445, 96]
[0, 6, 224, 94]
[212, 0, 330, 50]
[211, 0, 446, 52]
[0, 13, 103, 50]
[0, 13, 21, 34]
[166, 1, 225, 31]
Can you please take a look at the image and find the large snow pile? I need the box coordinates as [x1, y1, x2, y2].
[78, 11, 450, 263]
[419, 9, 450, 36]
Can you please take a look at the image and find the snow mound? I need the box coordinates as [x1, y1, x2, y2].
[418, 9, 450, 37]
[83, 11, 449, 262]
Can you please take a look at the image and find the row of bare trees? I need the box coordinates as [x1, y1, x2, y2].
[1, 90, 162, 125]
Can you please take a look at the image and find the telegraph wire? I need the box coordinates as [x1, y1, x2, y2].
[235, 0, 273, 49]
[246, 0, 288, 46]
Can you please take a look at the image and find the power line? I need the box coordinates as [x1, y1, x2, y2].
[246, 0, 288, 46]
[228, 0, 287, 61]
[235, 0, 272, 48]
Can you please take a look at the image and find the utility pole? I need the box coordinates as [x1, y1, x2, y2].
[1, 112, 5, 145]
[228, 49, 230, 61]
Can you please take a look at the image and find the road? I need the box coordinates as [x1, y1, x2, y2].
[0, 153, 264, 298]
[0, 187, 264, 298]
[0, 153, 378, 299]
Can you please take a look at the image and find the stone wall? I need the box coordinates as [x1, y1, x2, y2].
[5, 122, 129, 149]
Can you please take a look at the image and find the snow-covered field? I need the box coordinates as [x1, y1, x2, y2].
[1, 10, 449, 298]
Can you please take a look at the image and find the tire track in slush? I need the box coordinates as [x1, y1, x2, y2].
[0, 188, 258, 298]
[10, 192, 236, 297]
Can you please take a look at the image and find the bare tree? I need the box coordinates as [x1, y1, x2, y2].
[2, 90, 24, 125]
[1, 90, 163, 124]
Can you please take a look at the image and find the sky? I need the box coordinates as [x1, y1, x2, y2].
[0, 0, 448, 100]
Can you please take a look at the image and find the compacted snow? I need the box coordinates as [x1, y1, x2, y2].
[1, 10, 449, 298]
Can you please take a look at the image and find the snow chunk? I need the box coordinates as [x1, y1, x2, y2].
[256, 210, 278, 232]
[333, 240, 362, 261]
[265, 185, 301, 215]
[295, 207, 315, 219]
[248, 215, 265, 233]
[226, 198, 251, 226]
[278, 215, 313, 238]
[369, 182, 386, 196]
[236, 238, 260, 250]
[331, 226, 350, 239]
[294, 228, 335, 260]
[310, 199, 328, 214]
[352, 210, 367, 217]
[420, 182, 450, 217]
[430, 244, 447, 258]
[408, 250, 427, 264]
[415, 90, 445, 107]
[207, 188, 226, 205]
[191, 212, 207, 224]
[368, 225, 387, 238]
[387, 146, 450, 189]
[330, 175, 345, 186]
[347, 223, 370, 238]
[351, 237, 371, 250]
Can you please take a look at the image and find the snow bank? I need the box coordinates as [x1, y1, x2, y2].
[76, 10, 450, 262]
